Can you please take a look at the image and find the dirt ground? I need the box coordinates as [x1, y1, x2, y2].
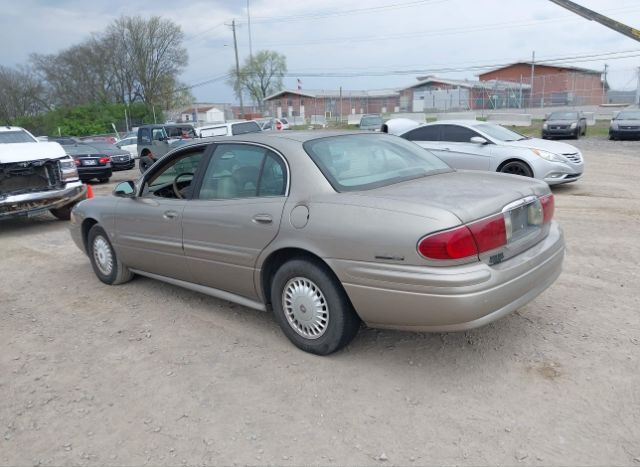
[1, 138, 639, 466]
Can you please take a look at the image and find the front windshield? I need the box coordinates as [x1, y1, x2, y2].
[549, 112, 578, 120]
[303, 134, 451, 192]
[616, 111, 640, 120]
[475, 124, 527, 142]
[0, 130, 37, 144]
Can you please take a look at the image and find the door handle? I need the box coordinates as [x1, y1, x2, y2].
[163, 210, 179, 220]
[252, 214, 273, 224]
[442, 147, 451, 151]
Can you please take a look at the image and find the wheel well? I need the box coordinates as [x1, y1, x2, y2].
[141, 149, 151, 157]
[497, 158, 533, 175]
[81, 218, 98, 254]
[260, 247, 336, 306]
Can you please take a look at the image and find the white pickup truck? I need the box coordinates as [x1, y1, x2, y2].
[0, 126, 86, 220]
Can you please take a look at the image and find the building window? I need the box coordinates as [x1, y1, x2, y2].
[287, 97, 293, 107]
[300, 98, 304, 106]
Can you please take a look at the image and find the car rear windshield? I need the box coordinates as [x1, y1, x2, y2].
[232, 121, 262, 135]
[0, 130, 37, 144]
[549, 112, 578, 120]
[303, 134, 451, 192]
[361, 116, 383, 126]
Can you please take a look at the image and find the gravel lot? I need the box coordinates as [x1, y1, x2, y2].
[1, 137, 639, 466]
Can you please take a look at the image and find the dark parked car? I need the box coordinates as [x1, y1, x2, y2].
[60, 142, 112, 183]
[609, 109, 640, 140]
[359, 114, 384, 131]
[542, 111, 587, 139]
[137, 124, 197, 173]
[83, 141, 135, 170]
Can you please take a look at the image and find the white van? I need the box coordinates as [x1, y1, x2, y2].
[198, 121, 262, 138]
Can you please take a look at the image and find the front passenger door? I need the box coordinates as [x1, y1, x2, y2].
[437, 124, 492, 171]
[182, 143, 288, 300]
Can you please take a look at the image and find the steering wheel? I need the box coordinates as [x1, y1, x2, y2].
[172, 172, 194, 199]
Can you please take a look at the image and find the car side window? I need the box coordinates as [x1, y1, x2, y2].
[403, 126, 440, 142]
[152, 128, 165, 141]
[139, 128, 151, 144]
[143, 149, 206, 199]
[198, 144, 286, 200]
[440, 125, 480, 143]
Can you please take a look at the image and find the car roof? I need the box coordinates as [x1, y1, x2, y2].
[0, 126, 29, 132]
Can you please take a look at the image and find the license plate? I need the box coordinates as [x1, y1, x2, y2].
[83, 159, 97, 166]
[505, 200, 543, 242]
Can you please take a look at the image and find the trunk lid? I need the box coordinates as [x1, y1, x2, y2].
[359, 170, 548, 224]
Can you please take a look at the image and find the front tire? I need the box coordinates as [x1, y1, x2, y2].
[499, 160, 533, 178]
[87, 225, 133, 285]
[271, 258, 360, 355]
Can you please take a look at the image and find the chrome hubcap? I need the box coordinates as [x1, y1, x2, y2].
[282, 277, 329, 339]
[93, 236, 113, 276]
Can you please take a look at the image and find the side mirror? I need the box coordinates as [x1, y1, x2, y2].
[470, 136, 488, 144]
[113, 180, 136, 198]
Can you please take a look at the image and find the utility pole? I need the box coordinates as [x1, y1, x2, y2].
[231, 19, 244, 119]
[603, 63, 608, 104]
[247, 0, 253, 58]
[636, 66, 640, 106]
[530, 51, 535, 108]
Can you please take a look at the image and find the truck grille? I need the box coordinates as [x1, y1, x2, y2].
[0, 159, 63, 197]
[562, 152, 582, 164]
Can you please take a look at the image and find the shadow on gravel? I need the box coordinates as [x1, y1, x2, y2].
[0, 213, 64, 236]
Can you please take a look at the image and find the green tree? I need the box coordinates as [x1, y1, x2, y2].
[228, 50, 287, 110]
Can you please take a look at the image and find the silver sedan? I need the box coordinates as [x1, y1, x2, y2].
[69, 132, 564, 355]
[384, 119, 584, 185]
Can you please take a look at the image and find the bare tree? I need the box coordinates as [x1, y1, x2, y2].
[107, 16, 188, 105]
[228, 50, 287, 111]
[0, 65, 47, 122]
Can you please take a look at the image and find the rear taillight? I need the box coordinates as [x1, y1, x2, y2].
[540, 193, 554, 224]
[418, 225, 478, 260]
[99, 156, 110, 165]
[468, 214, 507, 253]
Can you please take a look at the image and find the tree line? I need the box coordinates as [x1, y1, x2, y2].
[0, 16, 193, 134]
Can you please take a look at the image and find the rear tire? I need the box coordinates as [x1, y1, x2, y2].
[499, 160, 533, 178]
[271, 258, 360, 355]
[87, 225, 133, 285]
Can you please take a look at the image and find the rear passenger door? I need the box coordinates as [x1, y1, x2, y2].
[181, 143, 288, 300]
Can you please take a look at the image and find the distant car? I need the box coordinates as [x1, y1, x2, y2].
[84, 141, 135, 171]
[359, 114, 383, 131]
[137, 124, 197, 173]
[609, 109, 640, 140]
[542, 111, 587, 139]
[59, 142, 113, 183]
[198, 121, 263, 137]
[387, 120, 584, 185]
[260, 118, 289, 131]
[115, 136, 138, 158]
[69, 132, 564, 355]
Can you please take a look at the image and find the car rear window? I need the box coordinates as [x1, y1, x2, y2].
[0, 130, 37, 144]
[303, 134, 451, 192]
[231, 121, 262, 135]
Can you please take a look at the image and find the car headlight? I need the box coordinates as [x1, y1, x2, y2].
[542, 122, 548, 129]
[570, 122, 577, 129]
[59, 157, 79, 181]
[531, 149, 563, 162]
[610, 121, 618, 130]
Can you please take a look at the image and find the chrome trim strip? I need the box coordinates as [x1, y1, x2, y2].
[129, 269, 267, 311]
[501, 195, 537, 213]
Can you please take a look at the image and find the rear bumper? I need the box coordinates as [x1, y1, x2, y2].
[0, 181, 86, 219]
[78, 166, 112, 180]
[328, 222, 564, 331]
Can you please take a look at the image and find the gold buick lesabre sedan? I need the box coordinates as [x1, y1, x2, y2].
[70, 132, 564, 355]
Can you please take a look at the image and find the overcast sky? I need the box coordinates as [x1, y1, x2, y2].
[2, 0, 640, 103]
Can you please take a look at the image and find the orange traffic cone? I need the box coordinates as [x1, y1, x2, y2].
[85, 184, 94, 199]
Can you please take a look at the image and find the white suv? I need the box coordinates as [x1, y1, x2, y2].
[198, 121, 262, 137]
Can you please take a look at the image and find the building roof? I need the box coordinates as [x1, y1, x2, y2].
[264, 88, 399, 101]
[403, 76, 531, 91]
[478, 62, 602, 76]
